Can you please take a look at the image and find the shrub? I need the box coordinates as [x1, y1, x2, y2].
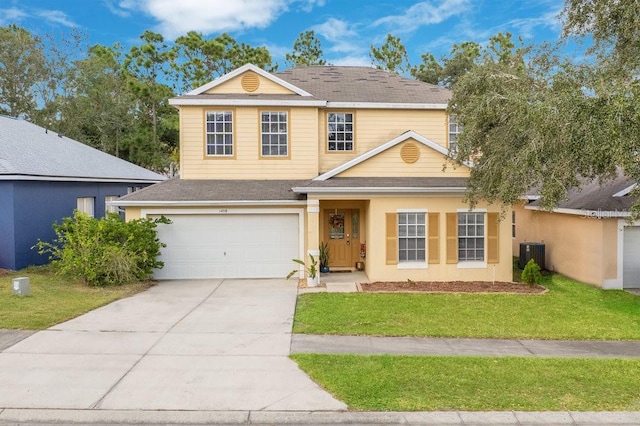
[36, 211, 171, 286]
[521, 258, 542, 285]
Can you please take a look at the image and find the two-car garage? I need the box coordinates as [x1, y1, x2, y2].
[149, 211, 301, 280]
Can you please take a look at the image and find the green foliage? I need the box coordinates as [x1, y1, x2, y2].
[521, 259, 542, 285]
[286, 254, 318, 279]
[285, 30, 326, 68]
[318, 241, 330, 268]
[0, 24, 48, 119]
[370, 34, 410, 74]
[36, 211, 171, 286]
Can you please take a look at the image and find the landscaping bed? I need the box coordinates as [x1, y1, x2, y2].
[361, 281, 545, 294]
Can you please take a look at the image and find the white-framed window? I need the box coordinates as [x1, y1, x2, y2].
[77, 197, 95, 218]
[398, 212, 426, 262]
[261, 111, 288, 156]
[127, 186, 142, 194]
[458, 211, 484, 261]
[328, 112, 353, 151]
[206, 111, 233, 156]
[448, 114, 461, 151]
[105, 196, 119, 215]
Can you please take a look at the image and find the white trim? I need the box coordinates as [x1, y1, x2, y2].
[307, 199, 320, 206]
[292, 186, 466, 194]
[314, 130, 472, 181]
[308, 206, 320, 213]
[525, 205, 631, 218]
[457, 261, 487, 269]
[185, 64, 313, 97]
[397, 208, 428, 213]
[397, 262, 427, 270]
[114, 200, 307, 207]
[169, 99, 326, 107]
[457, 207, 487, 213]
[326, 102, 447, 110]
[0, 175, 163, 183]
[140, 207, 306, 276]
[613, 184, 636, 197]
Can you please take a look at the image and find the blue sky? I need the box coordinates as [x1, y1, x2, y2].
[1, 0, 569, 69]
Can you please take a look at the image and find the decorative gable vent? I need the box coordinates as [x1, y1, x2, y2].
[241, 72, 260, 92]
[400, 141, 420, 164]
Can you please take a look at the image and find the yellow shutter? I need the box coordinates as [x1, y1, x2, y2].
[428, 212, 440, 264]
[487, 212, 499, 264]
[386, 213, 398, 265]
[446, 213, 458, 264]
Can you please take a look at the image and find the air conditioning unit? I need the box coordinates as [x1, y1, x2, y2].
[519, 242, 545, 270]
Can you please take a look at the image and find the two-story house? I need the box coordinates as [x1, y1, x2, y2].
[116, 64, 512, 283]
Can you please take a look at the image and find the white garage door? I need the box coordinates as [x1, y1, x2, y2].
[151, 213, 299, 280]
[623, 226, 640, 289]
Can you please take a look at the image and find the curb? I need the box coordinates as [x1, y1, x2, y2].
[2, 409, 640, 425]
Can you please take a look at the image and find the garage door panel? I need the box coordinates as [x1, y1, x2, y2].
[623, 227, 640, 289]
[151, 213, 299, 280]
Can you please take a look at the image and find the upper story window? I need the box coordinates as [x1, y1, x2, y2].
[261, 111, 288, 157]
[448, 114, 461, 151]
[398, 212, 426, 263]
[458, 212, 484, 262]
[328, 112, 353, 151]
[206, 111, 233, 156]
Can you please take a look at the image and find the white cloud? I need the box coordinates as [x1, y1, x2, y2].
[0, 7, 28, 25]
[312, 18, 361, 54]
[373, 0, 473, 34]
[507, 7, 563, 39]
[117, 0, 325, 39]
[103, 0, 131, 18]
[328, 55, 371, 67]
[35, 10, 78, 28]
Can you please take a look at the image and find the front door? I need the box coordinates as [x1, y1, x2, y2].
[324, 209, 360, 268]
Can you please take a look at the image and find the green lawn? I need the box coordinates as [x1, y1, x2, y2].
[293, 354, 640, 411]
[0, 266, 152, 329]
[294, 274, 640, 340]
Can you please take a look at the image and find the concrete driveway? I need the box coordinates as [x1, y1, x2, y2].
[0, 279, 346, 411]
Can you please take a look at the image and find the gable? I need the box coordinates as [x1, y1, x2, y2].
[336, 138, 470, 178]
[315, 131, 471, 181]
[205, 70, 297, 95]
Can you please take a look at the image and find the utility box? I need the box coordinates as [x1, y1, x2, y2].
[12, 277, 30, 296]
[519, 242, 546, 270]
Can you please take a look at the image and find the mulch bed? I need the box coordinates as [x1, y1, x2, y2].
[360, 281, 546, 294]
[0, 269, 11, 277]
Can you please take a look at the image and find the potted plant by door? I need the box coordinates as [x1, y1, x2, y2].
[319, 241, 330, 273]
[286, 254, 319, 287]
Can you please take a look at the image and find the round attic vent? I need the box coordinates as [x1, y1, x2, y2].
[400, 142, 420, 164]
[241, 73, 260, 92]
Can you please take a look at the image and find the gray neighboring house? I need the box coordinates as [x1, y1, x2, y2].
[0, 115, 165, 270]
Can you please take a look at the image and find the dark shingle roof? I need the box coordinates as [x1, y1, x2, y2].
[0, 115, 165, 182]
[529, 171, 636, 212]
[275, 66, 451, 104]
[117, 178, 309, 202]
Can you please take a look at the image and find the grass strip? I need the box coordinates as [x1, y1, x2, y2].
[0, 266, 152, 329]
[294, 274, 640, 340]
[292, 354, 640, 411]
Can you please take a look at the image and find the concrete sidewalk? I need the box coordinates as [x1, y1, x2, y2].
[291, 334, 640, 358]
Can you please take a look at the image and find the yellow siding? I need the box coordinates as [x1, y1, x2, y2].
[319, 109, 449, 173]
[179, 106, 319, 179]
[337, 139, 469, 178]
[512, 204, 618, 287]
[205, 72, 295, 95]
[363, 197, 512, 282]
[125, 207, 141, 221]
